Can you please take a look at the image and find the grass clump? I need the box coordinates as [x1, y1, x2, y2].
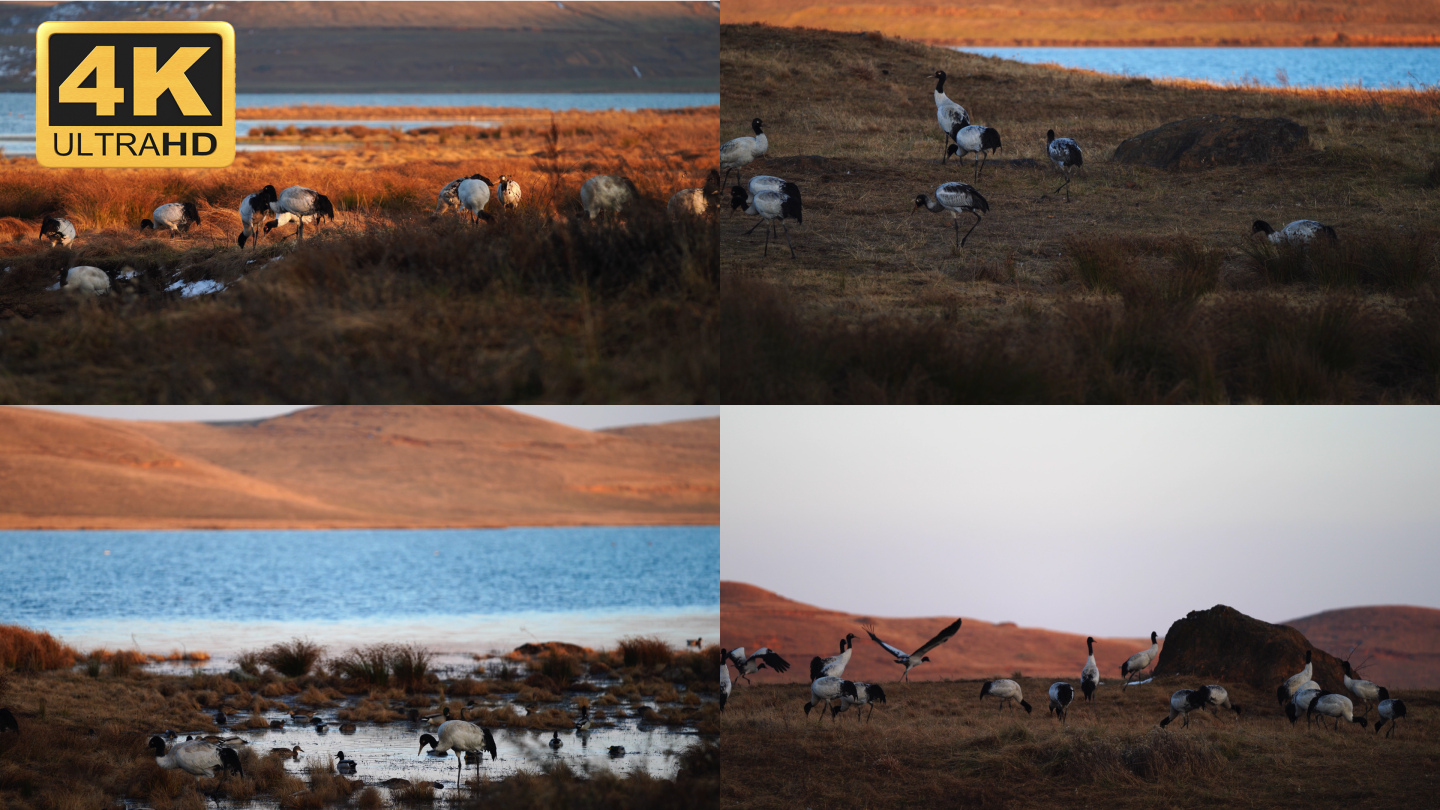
[618, 636, 674, 669]
[259, 638, 325, 678]
[0, 626, 80, 671]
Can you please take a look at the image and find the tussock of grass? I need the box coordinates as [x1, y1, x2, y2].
[259, 639, 325, 678]
[0, 626, 79, 670]
[619, 636, 675, 669]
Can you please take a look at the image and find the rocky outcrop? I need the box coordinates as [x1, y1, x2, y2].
[1153, 604, 1344, 690]
[1113, 115, 1308, 170]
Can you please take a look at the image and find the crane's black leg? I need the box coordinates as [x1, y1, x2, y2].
[960, 212, 982, 247]
[780, 221, 795, 258]
[763, 220, 771, 257]
[743, 217, 766, 236]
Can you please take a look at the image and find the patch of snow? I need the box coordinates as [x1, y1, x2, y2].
[45, 282, 59, 291]
[165, 278, 226, 297]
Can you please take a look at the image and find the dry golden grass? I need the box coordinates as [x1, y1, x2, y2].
[720, 24, 1440, 402]
[722, 677, 1438, 808]
[0, 626, 78, 671]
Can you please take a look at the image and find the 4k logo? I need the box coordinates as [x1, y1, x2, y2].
[36, 21, 235, 167]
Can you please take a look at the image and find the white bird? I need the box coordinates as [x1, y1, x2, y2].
[1120, 631, 1159, 689]
[1047, 682, 1074, 724]
[1046, 129, 1084, 201]
[725, 646, 792, 685]
[810, 633, 858, 681]
[728, 176, 787, 217]
[831, 682, 886, 723]
[1252, 219, 1336, 244]
[264, 186, 335, 240]
[61, 266, 109, 296]
[1201, 685, 1242, 719]
[1341, 660, 1386, 715]
[140, 202, 200, 236]
[1283, 686, 1324, 727]
[668, 170, 721, 220]
[1374, 698, 1407, 738]
[39, 216, 76, 247]
[418, 720, 497, 785]
[238, 185, 278, 247]
[1307, 692, 1368, 732]
[719, 650, 731, 711]
[336, 751, 356, 773]
[913, 182, 989, 248]
[434, 177, 466, 216]
[1081, 636, 1100, 702]
[721, 118, 768, 188]
[1159, 687, 1211, 728]
[739, 182, 803, 258]
[928, 70, 970, 162]
[980, 679, 1033, 714]
[803, 676, 852, 720]
[1277, 649, 1314, 706]
[456, 174, 496, 224]
[148, 736, 243, 778]
[864, 618, 962, 682]
[946, 125, 1002, 182]
[580, 175, 639, 220]
[548, 731, 562, 750]
[497, 175, 522, 209]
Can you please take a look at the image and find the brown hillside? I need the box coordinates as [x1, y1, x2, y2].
[1286, 605, 1440, 689]
[0, 407, 717, 529]
[721, 581, 1153, 682]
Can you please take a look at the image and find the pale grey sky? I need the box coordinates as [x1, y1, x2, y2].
[722, 406, 1440, 637]
[19, 405, 718, 431]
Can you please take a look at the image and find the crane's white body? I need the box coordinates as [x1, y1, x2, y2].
[1121, 632, 1159, 687]
[497, 176, 522, 209]
[238, 185, 278, 247]
[457, 176, 493, 222]
[148, 202, 199, 234]
[1048, 682, 1074, 723]
[668, 188, 709, 219]
[980, 679, 1031, 713]
[40, 216, 76, 246]
[720, 653, 731, 711]
[804, 676, 850, 719]
[1161, 688, 1210, 728]
[580, 175, 638, 220]
[1081, 636, 1100, 701]
[1309, 693, 1367, 731]
[1278, 650, 1314, 706]
[930, 71, 970, 151]
[832, 681, 884, 722]
[721, 118, 768, 186]
[152, 738, 239, 777]
[1046, 130, 1084, 200]
[267, 186, 334, 240]
[62, 266, 109, 296]
[914, 182, 989, 248]
[813, 636, 855, 681]
[420, 720, 497, 784]
[1257, 219, 1334, 244]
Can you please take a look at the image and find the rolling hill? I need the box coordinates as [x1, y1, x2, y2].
[1285, 605, 1440, 689]
[0, 406, 718, 529]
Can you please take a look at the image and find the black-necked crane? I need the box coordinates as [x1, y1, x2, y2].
[928, 71, 970, 163]
[725, 646, 792, 684]
[1283, 686, 1324, 727]
[497, 175, 522, 209]
[149, 736, 244, 778]
[739, 182, 803, 258]
[40, 216, 76, 247]
[1201, 685, 1242, 720]
[581, 175, 640, 220]
[831, 682, 886, 722]
[1374, 698, 1407, 738]
[264, 186, 335, 240]
[549, 731, 562, 750]
[271, 745, 303, 759]
[913, 183, 988, 248]
[728, 175, 786, 218]
[1307, 692, 1367, 731]
[1342, 661, 1387, 715]
[238, 184, 278, 247]
[1159, 687, 1211, 728]
[140, 202, 200, 236]
[803, 676, 853, 720]
[457, 175, 496, 223]
[980, 679, 1032, 714]
[1277, 649, 1315, 706]
[720, 650, 732, 711]
[863, 618, 962, 682]
[336, 751, 357, 774]
[946, 125, 1002, 182]
[1252, 219, 1336, 244]
[811, 633, 858, 681]
[434, 177, 465, 216]
[721, 118, 768, 188]
[1081, 637, 1100, 702]
[1120, 631, 1159, 689]
[419, 720, 498, 785]
[1048, 682, 1074, 724]
[1046, 129, 1083, 201]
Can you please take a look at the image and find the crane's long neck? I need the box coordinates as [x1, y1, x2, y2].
[934, 74, 946, 94]
[923, 196, 945, 214]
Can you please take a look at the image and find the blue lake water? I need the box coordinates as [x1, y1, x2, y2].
[0, 526, 718, 657]
[956, 47, 1440, 89]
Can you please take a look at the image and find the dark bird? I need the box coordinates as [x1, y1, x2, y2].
[725, 646, 792, 685]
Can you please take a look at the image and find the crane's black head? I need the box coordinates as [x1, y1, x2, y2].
[1284, 700, 1300, 724]
[417, 733, 438, 754]
[751, 118, 763, 134]
[182, 202, 201, 225]
[1391, 699, 1406, 717]
[946, 143, 959, 158]
[1057, 683, 1073, 704]
[841, 680, 858, 699]
[1342, 659, 1353, 676]
[866, 684, 886, 703]
[920, 655, 931, 663]
[1321, 224, 1338, 240]
[1305, 649, 1312, 664]
[980, 127, 1002, 151]
[148, 736, 166, 756]
[255, 185, 278, 206]
[1377, 686, 1390, 701]
[1357, 716, 1368, 729]
[237, 231, 248, 248]
[930, 70, 947, 91]
[139, 219, 154, 230]
[730, 186, 748, 211]
[1276, 684, 1291, 706]
[1151, 631, 1158, 643]
[40, 216, 60, 238]
[1252, 220, 1275, 235]
[912, 193, 929, 213]
[780, 182, 802, 224]
[1046, 129, 1056, 144]
[314, 194, 335, 220]
[1087, 636, 1095, 646]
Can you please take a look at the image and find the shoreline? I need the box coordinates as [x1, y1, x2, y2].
[0, 516, 720, 530]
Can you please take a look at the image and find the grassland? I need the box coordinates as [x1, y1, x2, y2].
[719, 24, 1440, 402]
[719, 0, 1440, 47]
[721, 677, 1438, 808]
[0, 107, 718, 403]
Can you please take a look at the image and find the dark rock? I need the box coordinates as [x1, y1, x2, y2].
[1153, 604, 1344, 690]
[513, 641, 586, 656]
[1113, 115, 1308, 171]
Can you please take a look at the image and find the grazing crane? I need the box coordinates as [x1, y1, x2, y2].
[497, 175, 522, 209]
[456, 175, 496, 223]
[803, 676, 854, 720]
[1201, 685, 1242, 719]
[549, 731, 562, 750]
[729, 176, 788, 220]
[1284, 687, 1324, 727]
[811, 633, 858, 681]
[1159, 687, 1212, 728]
[336, 752, 357, 774]
[739, 182, 803, 258]
[149, 736, 244, 777]
[264, 186, 335, 240]
[61, 266, 109, 296]
[913, 183, 989, 248]
[721, 118, 768, 188]
[720, 650, 732, 711]
[0, 707, 17, 734]
[1046, 129, 1083, 201]
[1081, 637, 1100, 702]
[419, 720, 498, 785]
[725, 647, 792, 684]
[581, 175, 640, 220]
[863, 618, 962, 682]
[271, 745, 303, 759]
[669, 170, 721, 220]
[1252, 219, 1336, 244]
[1048, 682, 1074, 724]
[831, 682, 886, 722]
[1342, 661, 1386, 715]
[1374, 698, 1407, 738]
[1277, 650, 1314, 707]
[928, 71, 970, 163]
[946, 125, 1002, 181]
[140, 202, 200, 236]
[39, 216, 76, 247]
[980, 679, 1032, 714]
[1307, 692, 1367, 732]
[434, 177, 466, 216]
[1120, 632, 1159, 689]
[238, 184, 278, 247]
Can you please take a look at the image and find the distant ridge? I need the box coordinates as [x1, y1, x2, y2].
[1285, 605, 1440, 689]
